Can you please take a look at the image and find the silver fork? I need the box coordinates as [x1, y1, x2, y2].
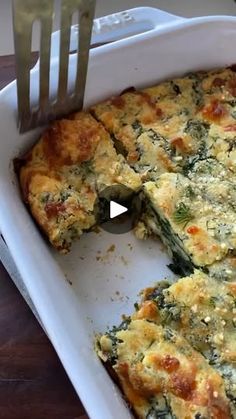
[13, 0, 96, 133]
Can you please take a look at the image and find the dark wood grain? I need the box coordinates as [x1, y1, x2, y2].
[0, 55, 88, 419]
[0, 53, 39, 89]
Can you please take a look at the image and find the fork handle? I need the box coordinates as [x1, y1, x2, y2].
[50, 7, 184, 60]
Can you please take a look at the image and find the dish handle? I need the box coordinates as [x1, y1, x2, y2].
[50, 6, 184, 59]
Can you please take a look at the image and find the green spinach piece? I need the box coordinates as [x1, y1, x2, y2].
[132, 120, 144, 137]
[106, 318, 131, 364]
[184, 120, 209, 142]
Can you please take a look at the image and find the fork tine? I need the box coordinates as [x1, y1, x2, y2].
[57, 3, 72, 103]
[13, 0, 96, 132]
[38, 3, 54, 118]
[13, 0, 54, 132]
[57, 0, 95, 112]
[12, 1, 32, 132]
[74, 0, 96, 110]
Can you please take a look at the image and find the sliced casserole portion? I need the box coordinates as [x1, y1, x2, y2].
[139, 270, 236, 410]
[97, 318, 231, 419]
[91, 89, 185, 180]
[184, 158, 236, 213]
[91, 81, 213, 181]
[146, 67, 236, 173]
[92, 67, 236, 180]
[142, 172, 236, 276]
[19, 112, 141, 252]
[196, 67, 236, 173]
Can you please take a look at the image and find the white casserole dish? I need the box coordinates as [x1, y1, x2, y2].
[0, 7, 236, 418]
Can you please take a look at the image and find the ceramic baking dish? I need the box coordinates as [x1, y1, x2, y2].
[0, 7, 236, 418]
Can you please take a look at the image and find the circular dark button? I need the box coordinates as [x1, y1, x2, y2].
[95, 185, 142, 234]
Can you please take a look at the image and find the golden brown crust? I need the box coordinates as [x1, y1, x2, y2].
[135, 270, 236, 416]
[42, 115, 102, 168]
[19, 112, 141, 252]
[98, 319, 232, 419]
[93, 67, 236, 180]
[91, 90, 160, 165]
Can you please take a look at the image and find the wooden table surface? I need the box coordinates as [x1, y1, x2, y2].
[0, 55, 88, 419]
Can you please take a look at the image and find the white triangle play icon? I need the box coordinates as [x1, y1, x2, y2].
[110, 201, 128, 219]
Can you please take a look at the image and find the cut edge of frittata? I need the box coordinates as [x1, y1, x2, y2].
[138, 170, 236, 279]
[136, 269, 236, 414]
[97, 270, 234, 419]
[19, 111, 142, 252]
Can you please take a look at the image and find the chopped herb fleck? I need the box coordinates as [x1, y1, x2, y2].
[209, 296, 218, 308]
[172, 203, 193, 225]
[231, 110, 236, 120]
[40, 192, 51, 203]
[134, 302, 139, 311]
[171, 81, 181, 95]
[60, 191, 71, 202]
[185, 185, 195, 198]
[146, 395, 175, 418]
[132, 120, 144, 136]
[163, 328, 175, 341]
[225, 99, 236, 107]
[184, 119, 209, 142]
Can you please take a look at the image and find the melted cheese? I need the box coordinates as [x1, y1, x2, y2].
[92, 67, 236, 181]
[139, 270, 236, 415]
[143, 173, 236, 270]
[99, 319, 231, 419]
[20, 112, 141, 252]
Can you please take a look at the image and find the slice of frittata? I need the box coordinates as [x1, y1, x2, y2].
[19, 112, 141, 252]
[195, 67, 236, 173]
[142, 172, 236, 277]
[92, 67, 236, 181]
[138, 270, 236, 412]
[146, 67, 236, 173]
[91, 89, 181, 180]
[97, 318, 231, 419]
[184, 158, 236, 212]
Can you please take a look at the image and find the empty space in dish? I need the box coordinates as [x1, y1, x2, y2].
[53, 230, 175, 333]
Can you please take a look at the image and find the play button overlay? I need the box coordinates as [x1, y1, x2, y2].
[95, 185, 142, 234]
[110, 201, 128, 219]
